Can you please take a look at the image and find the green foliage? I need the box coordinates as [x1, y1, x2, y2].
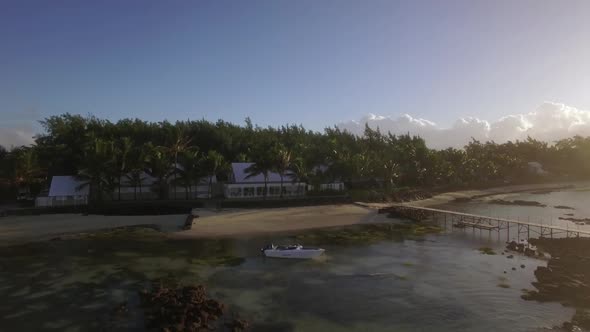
[2, 114, 590, 201]
[293, 223, 442, 245]
[478, 247, 497, 255]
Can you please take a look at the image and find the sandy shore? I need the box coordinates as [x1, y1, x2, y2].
[175, 204, 389, 239]
[0, 205, 389, 245]
[0, 182, 581, 245]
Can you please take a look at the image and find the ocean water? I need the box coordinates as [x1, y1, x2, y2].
[2, 186, 589, 331]
[438, 182, 590, 237]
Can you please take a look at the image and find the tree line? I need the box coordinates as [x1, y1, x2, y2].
[1, 113, 590, 201]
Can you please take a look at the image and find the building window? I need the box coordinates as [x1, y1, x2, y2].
[244, 187, 255, 197]
[269, 186, 280, 196]
[230, 187, 242, 197]
[256, 187, 265, 196]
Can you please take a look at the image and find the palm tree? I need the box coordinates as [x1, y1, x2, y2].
[274, 148, 291, 198]
[114, 137, 132, 200]
[124, 144, 148, 200]
[13, 147, 44, 197]
[289, 157, 309, 196]
[145, 144, 172, 200]
[175, 149, 202, 199]
[203, 150, 228, 198]
[77, 138, 116, 202]
[245, 155, 274, 200]
[161, 129, 192, 199]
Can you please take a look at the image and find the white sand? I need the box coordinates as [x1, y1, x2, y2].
[0, 182, 577, 245]
[175, 204, 390, 239]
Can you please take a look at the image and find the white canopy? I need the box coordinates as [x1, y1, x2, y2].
[231, 162, 295, 183]
[48, 176, 89, 197]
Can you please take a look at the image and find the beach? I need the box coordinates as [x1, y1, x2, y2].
[0, 182, 581, 245]
[1, 182, 587, 331]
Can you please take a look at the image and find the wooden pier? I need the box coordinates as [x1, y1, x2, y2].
[386, 204, 590, 240]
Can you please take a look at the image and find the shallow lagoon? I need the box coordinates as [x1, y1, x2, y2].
[0, 220, 574, 331]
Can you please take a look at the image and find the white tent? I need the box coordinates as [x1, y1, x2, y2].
[225, 162, 304, 199]
[36, 176, 89, 207]
[48, 176, 89, 197]
[230, 162, 294, 183]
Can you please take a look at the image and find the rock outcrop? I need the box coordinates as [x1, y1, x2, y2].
[523, 238, 590, 331]
[139, 284, 248, 331]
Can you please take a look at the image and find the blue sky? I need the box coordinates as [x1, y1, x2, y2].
[1, 0, 590, 139]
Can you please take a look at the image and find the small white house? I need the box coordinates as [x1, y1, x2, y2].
[35, 176, 89, 207]
[307, 164, 346, 192]
[169, 175, 217, 199]
[116, 171, 159, 200]
[224, 162, 305, 199]
[527, 161, 548, 176]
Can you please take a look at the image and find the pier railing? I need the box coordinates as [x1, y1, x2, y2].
[385, 204, 590, 240]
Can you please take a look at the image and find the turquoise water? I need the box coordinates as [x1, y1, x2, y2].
[3, 187, 590, 331]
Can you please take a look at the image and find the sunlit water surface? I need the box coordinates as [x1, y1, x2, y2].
[3, 185, 590, 331]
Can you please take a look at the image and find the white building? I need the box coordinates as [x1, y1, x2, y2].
[307, 164, 346, 192]
[224, 162, 306, 199]
[116, 171, 159, 200]
[527, 161, 548, 176]
[169, 175, 217, 199]
[35, 176, 89, 207]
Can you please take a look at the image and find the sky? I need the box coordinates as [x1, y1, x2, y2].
[1, 0, 590, 148]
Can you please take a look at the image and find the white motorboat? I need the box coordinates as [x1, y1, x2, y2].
[261, 244, 325, 259]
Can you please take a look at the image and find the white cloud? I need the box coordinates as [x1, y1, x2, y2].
[0, 127, 35, 149]
[336, 102, 590, 149]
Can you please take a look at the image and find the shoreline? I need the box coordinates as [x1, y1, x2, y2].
[356, 181, 582, 209]
[0, 182, 583, 245]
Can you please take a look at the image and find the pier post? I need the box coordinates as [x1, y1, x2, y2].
[527, 225, 530, 241]
[507, 221, 509, 241]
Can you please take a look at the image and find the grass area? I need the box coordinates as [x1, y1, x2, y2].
[478, 247, 497, 255]
[293, 223, 442, 245]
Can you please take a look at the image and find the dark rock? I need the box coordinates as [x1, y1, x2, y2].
[112, 301, 128, 316]
[489, 199, 546, 207]
[559, 216, 590, 223]
[524, 248, 536, 257]
[503, 271, 507, 274]
[555, 205, 575, 210]
[382, 206, 429, 222]
[507, 255, 514, 259]
[183, 214, 199, 230]
[573, 309, 590, 330]
[562, 321, 576, 331]
[506, 241, 519, 251]
[523, 237, 590, 327]
[520, 264, 526, 269]
[226, 318, 250, 332]
[512, 267, 516, 271]
[139, 283, 232, 331]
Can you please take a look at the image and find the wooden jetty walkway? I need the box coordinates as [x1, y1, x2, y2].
[386, 204, 590, 240]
